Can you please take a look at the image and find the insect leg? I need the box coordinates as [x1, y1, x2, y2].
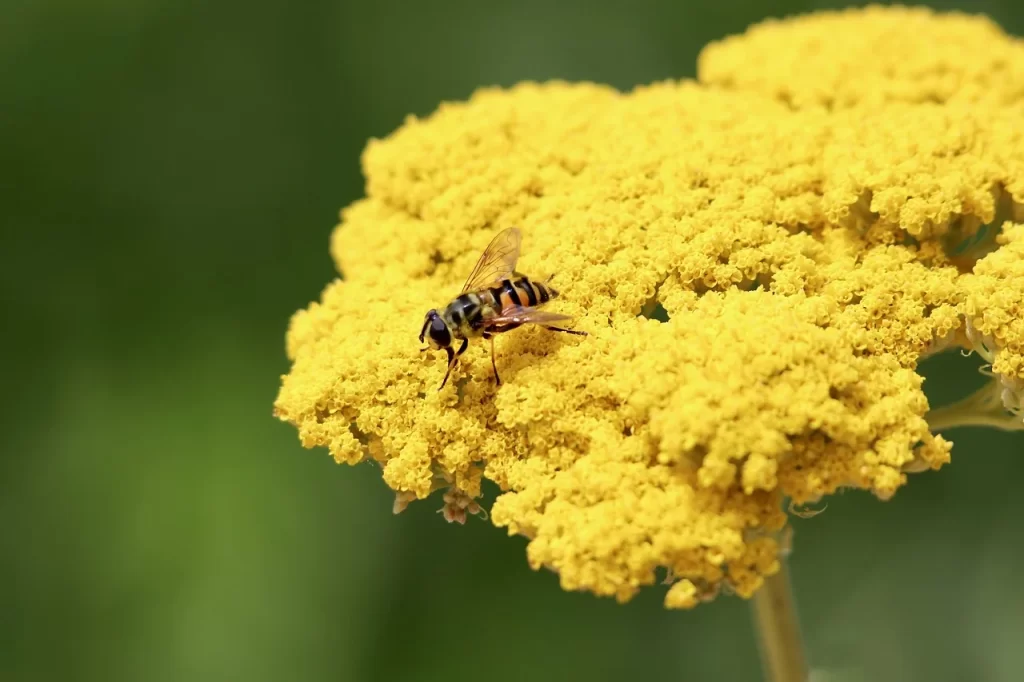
[543, 326, 588, 336]
[489, 335, 500, 385]
[439, 346, 457, 391]
[438, 340, 469, 391]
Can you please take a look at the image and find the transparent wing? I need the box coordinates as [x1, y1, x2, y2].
[461, 227, 522, 293]
[483, 305, 575, 329]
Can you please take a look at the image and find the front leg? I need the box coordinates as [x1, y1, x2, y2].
[438, 346, 457, 391]
[438, 339, 470, 391]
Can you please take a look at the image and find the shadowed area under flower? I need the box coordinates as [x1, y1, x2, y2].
[274, 6, 1024, 608]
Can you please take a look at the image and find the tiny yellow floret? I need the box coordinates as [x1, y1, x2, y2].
[275, 7, 1024, 608]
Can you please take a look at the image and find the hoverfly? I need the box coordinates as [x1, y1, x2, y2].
[419, 227, 586, 390]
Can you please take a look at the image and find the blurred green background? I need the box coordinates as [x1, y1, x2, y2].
[3, 0, 1023, 680]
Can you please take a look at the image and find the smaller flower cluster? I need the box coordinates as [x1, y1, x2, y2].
[960, 223, 1024, 425]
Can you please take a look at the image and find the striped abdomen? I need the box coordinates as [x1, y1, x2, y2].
[486, 276, 557, 311]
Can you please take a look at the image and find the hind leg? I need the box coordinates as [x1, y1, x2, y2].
[543, 326, 587, 336]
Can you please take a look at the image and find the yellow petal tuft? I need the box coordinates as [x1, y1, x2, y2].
[698, 5, 1024, 109]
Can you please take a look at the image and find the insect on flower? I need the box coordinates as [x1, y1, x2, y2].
[418, 227, 586, 390]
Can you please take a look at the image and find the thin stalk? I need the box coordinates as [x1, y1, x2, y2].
[751, 552, 808, 682]
[926, 378, 1024, 433]
[926, 408, 1024, 432]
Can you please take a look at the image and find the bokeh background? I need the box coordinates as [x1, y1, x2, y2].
[4, 0, 1023, 680]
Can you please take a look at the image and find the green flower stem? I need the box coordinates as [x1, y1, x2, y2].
[752, 552, 808, 682]
[926, 379, 1024, 433]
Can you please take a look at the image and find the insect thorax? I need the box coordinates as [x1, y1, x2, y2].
[442, 292, 498, 338]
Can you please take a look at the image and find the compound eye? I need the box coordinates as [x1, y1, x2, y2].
[429, 317, 451, 347]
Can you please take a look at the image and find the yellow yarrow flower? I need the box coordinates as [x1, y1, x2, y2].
[274, 6, 1024, 608]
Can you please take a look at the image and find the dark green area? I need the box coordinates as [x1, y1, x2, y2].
[3, 1, 1022, 681]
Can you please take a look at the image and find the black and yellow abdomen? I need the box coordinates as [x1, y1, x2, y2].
[489, 276, 557, 311]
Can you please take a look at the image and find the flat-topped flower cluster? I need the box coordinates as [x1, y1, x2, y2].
[275, 6, 1024, 608]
